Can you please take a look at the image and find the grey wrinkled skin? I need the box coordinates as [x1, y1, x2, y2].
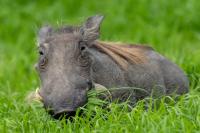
[35, 15, 189, 117]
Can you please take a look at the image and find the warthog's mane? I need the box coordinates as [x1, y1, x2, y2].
[94, 41, 154, 69]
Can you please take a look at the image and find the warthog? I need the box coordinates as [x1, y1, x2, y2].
[35, 15, 189, 118]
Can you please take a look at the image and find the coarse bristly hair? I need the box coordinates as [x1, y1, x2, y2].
[94, 41, 153, 69]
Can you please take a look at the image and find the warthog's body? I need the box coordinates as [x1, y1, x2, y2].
[88, 41, 188, 101]
[36, 15, 189, 118]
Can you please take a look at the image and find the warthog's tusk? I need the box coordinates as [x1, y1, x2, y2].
[35, 88, 43, 101]
[94, 83, 112, 100]
[26, 87, 43, 103]
[94, 83, 107, 92]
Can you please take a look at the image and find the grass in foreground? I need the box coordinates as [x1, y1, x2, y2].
[0, 89, 200, 132]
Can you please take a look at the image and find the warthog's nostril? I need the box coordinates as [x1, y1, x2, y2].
[53, 109, 76, 119]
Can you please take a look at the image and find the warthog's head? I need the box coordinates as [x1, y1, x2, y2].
[35, 15, 104, 118]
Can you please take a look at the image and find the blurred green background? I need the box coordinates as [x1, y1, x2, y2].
[0, 0, 200, 132]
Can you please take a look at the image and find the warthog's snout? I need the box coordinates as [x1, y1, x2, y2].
[28, 84, 107, 119]
[38, 86, 88, 119]
[28, 88, 78, 119]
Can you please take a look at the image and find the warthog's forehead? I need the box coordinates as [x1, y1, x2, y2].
[37, 33, 81, 47]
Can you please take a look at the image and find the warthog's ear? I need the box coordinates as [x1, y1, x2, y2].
[81, 15, 104, 43]
[38, 26, 52, 44]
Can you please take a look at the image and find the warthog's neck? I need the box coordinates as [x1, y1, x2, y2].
[90, 47, 128, 88]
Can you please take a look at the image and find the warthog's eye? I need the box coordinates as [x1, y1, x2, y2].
[39, 50, 44, 55]
[79, 41, 87, 51]
[38, 47, 47, 69]
[78, 41, 91, 67]
[38, 47, 45, 56]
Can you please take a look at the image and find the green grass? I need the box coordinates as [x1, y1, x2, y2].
[0, 0, 200, 132]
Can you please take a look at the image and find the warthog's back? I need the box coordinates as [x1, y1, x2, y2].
[91, 41, 189, 101]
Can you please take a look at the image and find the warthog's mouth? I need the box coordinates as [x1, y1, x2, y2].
[25, 84, 112, 119]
